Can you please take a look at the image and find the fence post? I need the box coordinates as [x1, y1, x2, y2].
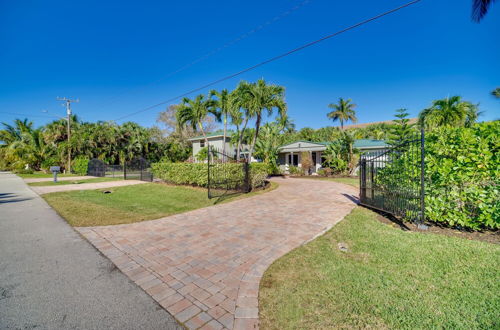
[124, 160, 127, 180]
[207, 146, 211, 199]
[418, 129, 427, 229]
[360, 159, 366, 202]
[244, 161, 250, 193]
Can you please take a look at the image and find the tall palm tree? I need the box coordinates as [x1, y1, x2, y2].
[210, 89, 232, 157]
[236, 79, 286, 162]
[472, 0, 497, 22]
[419, 96, 480, 129]
[327, 98, 358, 130]
[176, 94, 219, 148]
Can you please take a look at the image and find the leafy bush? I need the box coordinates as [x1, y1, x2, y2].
[289, 165, 304, 176]
[196, 147, 208, 162]
[72, 157, 89, 175]
[41, 157, 60, 173]
[377, 122, 499, 230]
[317, 168, 333, 177]
[151, 162, 269, 190]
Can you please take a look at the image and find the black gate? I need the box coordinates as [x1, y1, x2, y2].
[207, 147, 249, 199]
[359, 130, 425, 224]
[125, 157, 153, 182]
[87, 158, 106, 177]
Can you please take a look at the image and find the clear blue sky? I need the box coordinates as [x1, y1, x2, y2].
[1, 0, 498, 130]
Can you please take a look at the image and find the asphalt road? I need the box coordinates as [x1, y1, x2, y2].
[0, 172, 182, 330]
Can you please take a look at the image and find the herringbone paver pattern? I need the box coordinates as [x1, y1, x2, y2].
[77, 178, 358, 329]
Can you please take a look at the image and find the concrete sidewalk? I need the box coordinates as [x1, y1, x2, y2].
[23, 175, 98, 183]
[29, 179, 146, 195]
[0, 172, 181, 330]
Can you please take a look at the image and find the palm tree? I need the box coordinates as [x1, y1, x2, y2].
[236, 79, 286, 162]
[492, 87, 500, 98]
[176, 94, 219, 148]
[327, 98, 358, 130]
[472, 0, 497, 22]
[210, 89, 232, 157]
[419, 96, 480, 129]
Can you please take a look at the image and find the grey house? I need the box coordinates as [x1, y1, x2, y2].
[277, 139, 388, 174]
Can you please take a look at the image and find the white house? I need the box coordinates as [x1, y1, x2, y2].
[187, 131, 256, 162]
[277, 139, 388, 174]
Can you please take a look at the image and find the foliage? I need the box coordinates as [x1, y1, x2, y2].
[388, 108, 416, 145]
[418, 96, 481, 130]
[176, 94, 220, 146]
[492, 87, 500, 98]
[0, 117, 189, 172]
[327, 97, 357, 129]
[72, 157, 89, 175]
[151, 162, 269, 190]
[377, 122, 499, 230]
[321, 131, 359, 175]
[472, 0, 497, 22]
[288, 165, 304, 176]
[317, 167, 333, 177]
[196, 147, 208, 162]
[254, 123, 282, 173]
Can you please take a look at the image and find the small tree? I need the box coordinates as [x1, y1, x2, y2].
[389, 108, 415, 145]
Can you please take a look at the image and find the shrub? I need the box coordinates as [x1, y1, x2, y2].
[151, 162, 269, 190]
[289, 165, 304, 176]
[317, 168, 333, 177]
[377, 121, 499, 230]
[41, 157, 60, 173]
[196, 147, 208, 162]
[72, 157, 89, 175]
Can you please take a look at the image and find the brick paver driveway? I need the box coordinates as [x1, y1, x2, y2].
[77, 178, 358, 329]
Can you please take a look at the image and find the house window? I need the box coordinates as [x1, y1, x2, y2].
[200, 140, 205, 148]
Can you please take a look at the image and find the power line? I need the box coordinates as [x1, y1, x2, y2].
[0, 111, 60, 119]
[98, 0, 313, 110]
[114, 0, 421, 122]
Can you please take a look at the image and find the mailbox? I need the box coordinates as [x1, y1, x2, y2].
[50, 166, 61, 182]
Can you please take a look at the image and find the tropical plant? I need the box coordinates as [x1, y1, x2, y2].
[327, 97, 357, 130]
[254, 123, 282, 173]
[176, 94, 220, 147]
[472, 0, 497, 22]
[388, 108, 416, 145]
[418, 96, 481, 130]
[210, 89, 232, 156]
[235, 79, 287, 162]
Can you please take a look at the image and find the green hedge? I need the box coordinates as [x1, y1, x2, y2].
[377, 121, 499, 230]
[151, 162, 269, 190]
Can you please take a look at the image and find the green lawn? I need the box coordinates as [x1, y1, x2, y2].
[259, 207, 500, 329]
[28, 177, 120, 186]
[43, 182, 277, 227]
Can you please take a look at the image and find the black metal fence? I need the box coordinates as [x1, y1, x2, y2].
[125, 157, 153, 182]
[87, 157, 152, 182]
[207, 146, 250, 199]
[359, 130, 425, 223]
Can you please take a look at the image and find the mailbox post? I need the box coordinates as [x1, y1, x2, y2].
[50, 166, 61, 183]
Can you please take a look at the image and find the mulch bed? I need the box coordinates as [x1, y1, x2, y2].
[372, 209, 499, 245]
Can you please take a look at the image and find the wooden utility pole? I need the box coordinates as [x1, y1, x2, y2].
[56, 97, 78, 173]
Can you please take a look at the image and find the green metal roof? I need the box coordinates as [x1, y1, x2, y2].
[279, 139, 387, 149]
[353, 139, 388, 148]
[187, 130, 233, 141]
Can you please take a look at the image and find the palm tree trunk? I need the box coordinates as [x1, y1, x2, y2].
[248, 114, 261, 163]
[237, 118, 248, 162]
[223, 113, 227, 160]
[198, 122, 209, 161]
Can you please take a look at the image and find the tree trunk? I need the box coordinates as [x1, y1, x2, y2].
[237, 118, 248, 161]
[222, 113, 227, 160]
[248, 114, 261, 163]
[198, 122, 209, 161]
